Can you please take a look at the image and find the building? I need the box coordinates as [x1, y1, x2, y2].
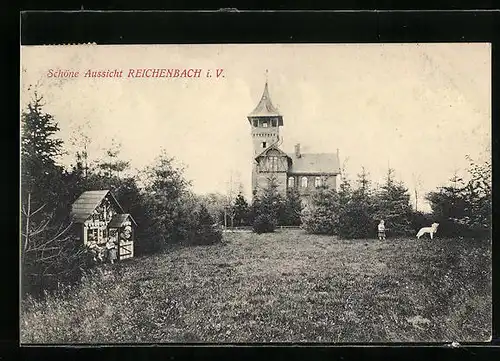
[70, 190, 137, 260]
[248, 81, 341, 206]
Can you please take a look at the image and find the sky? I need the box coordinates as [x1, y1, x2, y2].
[20, 44, 491, 212]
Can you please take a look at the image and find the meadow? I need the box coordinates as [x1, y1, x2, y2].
[20, 230, 491, 343]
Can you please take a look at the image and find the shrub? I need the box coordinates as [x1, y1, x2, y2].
[22, 233, 95, 299]
[337, 198, 375, 239]
[302, 207, 336, 235]
[302, 185, 339, 235]
[192, 204, 223, 245]
[409, 211, 434, 233]
[278, 189, 303, 226]
[426, 157, 492, 240]
[253, 213, 277, 234]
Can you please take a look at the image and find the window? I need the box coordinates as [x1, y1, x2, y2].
[269, 156, 278, 172]
[288, 177, 295, 188]
[263, 122, 268, 128]
[301, 177, 308, 188]
[87, 227, 99, 243]
[262, 141, 267, 148]
[315, 177, 322, 188]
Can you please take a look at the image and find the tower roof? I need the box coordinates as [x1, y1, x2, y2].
[248, 81, 283, 122]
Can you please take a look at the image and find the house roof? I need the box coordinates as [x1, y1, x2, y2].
[108, 213, 137, 228]
[248, 82, 283, 124]
[287, 153, 341, 175]
[70, 190, 124, 223]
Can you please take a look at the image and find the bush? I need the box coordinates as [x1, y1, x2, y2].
[195, 223, 223, 245]
[253, 214, 277, 234]
[425, 158, 491, 239]
[337, 201, 375, 239]
[191, 204, 223, 245]
[279, 189, 303, 226]
[22, 234, 95, 299]
[302, 207, 336, 235]
[409, 211, 434, 233]
[302, 186, 338, 235]
[303, 168, 415, 239]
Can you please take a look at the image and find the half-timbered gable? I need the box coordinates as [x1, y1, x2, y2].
[255, 146, 290, 174]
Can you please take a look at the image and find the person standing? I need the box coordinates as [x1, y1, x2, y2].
[378, 220, 386, 241]
[106, 238, 118, 264]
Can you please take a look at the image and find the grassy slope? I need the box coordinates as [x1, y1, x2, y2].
[21, 230, 492, 343]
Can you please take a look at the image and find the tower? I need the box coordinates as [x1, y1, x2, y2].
[247, 80, 283, 156]
[248, 78, 285, 195]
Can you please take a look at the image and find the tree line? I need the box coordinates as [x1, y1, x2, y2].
[249, 163, 491, 240]
[20, 92, 491, 298]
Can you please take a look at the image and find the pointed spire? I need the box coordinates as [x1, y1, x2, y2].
[248, 74, 282, 120]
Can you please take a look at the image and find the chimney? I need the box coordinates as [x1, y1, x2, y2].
[295, 143, 301, 158]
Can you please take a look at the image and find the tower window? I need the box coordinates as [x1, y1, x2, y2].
[288, 177, 294, 188]
[301, 177, 308, 188]
[262, 141, 267, 148]
[315, 177, 322, 188]
[269, 156, 278, 172]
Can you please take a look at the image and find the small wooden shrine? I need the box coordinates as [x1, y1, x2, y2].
[70, 190, 137, 261]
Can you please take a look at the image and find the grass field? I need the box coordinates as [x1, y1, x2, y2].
[20, 230, 491, 343]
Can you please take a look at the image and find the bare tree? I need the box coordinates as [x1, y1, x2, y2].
[21, 193, 85, 295]
[224, 170, 244, 228]
[69, 119, 92, 177]
[411, 172, 423, 212]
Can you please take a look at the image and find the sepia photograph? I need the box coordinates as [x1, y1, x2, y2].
[20, 43, 492, 343]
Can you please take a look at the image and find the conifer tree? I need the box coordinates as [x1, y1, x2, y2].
[336, 167, 375, 238]
[233, 193, 250, 226]
[279, 188, 303, 226]
[374, 168, 413, 236]
[21, 93, 65, 215]
[462, 155, 491, 234]
[302, 183, 339, 235]
[194, 204, 222, 245]
[252, 177, 281, 233]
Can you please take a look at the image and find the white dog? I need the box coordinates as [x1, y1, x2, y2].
[416, 223, 439, 239]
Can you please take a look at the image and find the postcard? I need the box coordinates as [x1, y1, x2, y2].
[20, 43, 492, 344]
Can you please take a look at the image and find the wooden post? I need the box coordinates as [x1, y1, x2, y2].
[116, 228, 121, 262]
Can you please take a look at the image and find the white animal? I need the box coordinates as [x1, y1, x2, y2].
[416, 223, 439, 239]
